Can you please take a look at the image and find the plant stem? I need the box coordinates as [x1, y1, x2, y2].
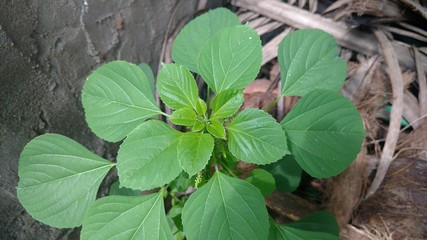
[262, 96, 281, 112]
[206, 87, 211, 118]
[211, 152, 218, 167]
[159, 186, 168, 198]
[159, 111, 171, 118]
[221, 161, 238, 178]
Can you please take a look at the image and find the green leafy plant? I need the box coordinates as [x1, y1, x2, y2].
[17, 8, 365, 240]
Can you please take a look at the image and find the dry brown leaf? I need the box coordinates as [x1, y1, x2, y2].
[325, 147, 369, 229]
[243, 79, 278, 111]
[341, 55, 381, 102]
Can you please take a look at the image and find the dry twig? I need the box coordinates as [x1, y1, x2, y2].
[365, 29, 404, 199]
[398, 0, 427, 20]
[380, 25, 427, 43]
[262, 28, 292, 65]
[231, 0, 427, 74]
[414, 47, 427, 116]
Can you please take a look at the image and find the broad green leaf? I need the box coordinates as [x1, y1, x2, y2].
[117, 120, 182, 190]
[268, 221, 285, 240]
[279, 29, 347, 97]
[172, 8, 240, 73]
[81, 193, 173, 240]
[169, 107, 198, 127]
[286, 211, 339, 235]
[109, 180, 141, 196]
[223, 146, 239, 170]
[82, 60, 161, 142]
[17, 134, 114, 228]
[281, 89, 365, 178]
[211, 89, 244, 118]
[246, 169, 276, 196]
[178, 132, 214, 176]
[268, 211, 339, 240]
[269, 223, 339, 240]
[193, 122, 205, 132]
[138, 62, 155, 95]
[157, 63, 199, 110]
[198, 25, 262, 93]
[262, 155, 302, 192]
[228, 109, 289, 164]
[195, 98, 207, 115]
[206, 119, 226, 139]
[182, 171, 269, 240]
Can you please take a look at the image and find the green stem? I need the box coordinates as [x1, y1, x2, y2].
[170, 192, 181, 202]
[262, 96, 281, 112]
[211, 152, 218, 167]
[214, 163, 219, 172]
[159, 186, 168, 198]
[221, 161, 238, 178]
[206, 87, 211, 118]
[159, 111, 171, 118]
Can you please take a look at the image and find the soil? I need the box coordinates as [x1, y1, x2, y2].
[0, 0, 199, 239]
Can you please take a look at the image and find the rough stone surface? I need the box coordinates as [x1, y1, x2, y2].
[0, 0, 197, 239]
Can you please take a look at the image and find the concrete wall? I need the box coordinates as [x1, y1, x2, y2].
[0, 0, 197, 238]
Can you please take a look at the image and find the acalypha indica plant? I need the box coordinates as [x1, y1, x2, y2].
[17, 8, 365, 240]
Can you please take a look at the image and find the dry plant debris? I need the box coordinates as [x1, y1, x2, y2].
[230, 0, 427, 239]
